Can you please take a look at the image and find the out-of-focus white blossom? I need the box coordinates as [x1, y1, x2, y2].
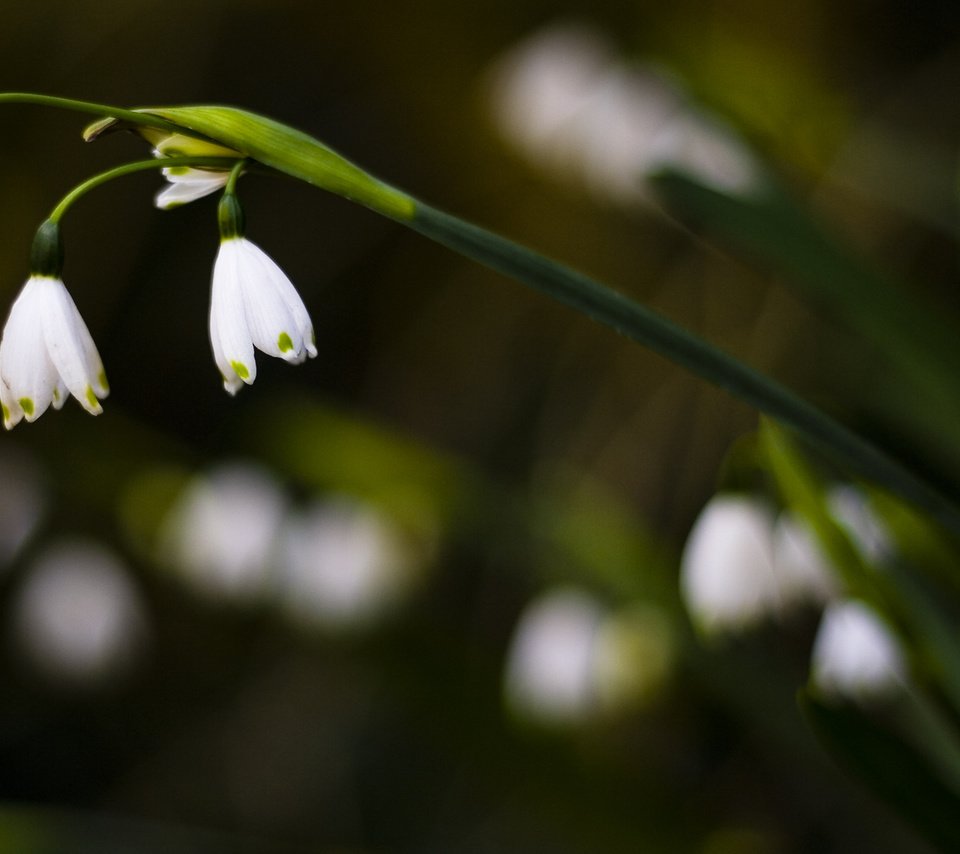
[811, 600, 907, 699]
[772, 513, 838, 606]
[159, 462, 288, 601]
[680, 495, 780, 635]
[278, 498, 415, 630]
[504, 588, 675, 725]
[504, 588, 605, 724]
[11, 540, 148, 682]
[827, 485, 893, 565]
[487, 22, 760, 204]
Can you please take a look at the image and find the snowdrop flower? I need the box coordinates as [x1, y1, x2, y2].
[772, 513, 838, 606]
[159, 462, 288, 601]
[680, 495, 779, 635]
[811, 600, 907, 699]
[11, 539, 148, 683]
[152, 132, 238, 209]
[210, 193, 316, 394]
[0, 222, 108, 429]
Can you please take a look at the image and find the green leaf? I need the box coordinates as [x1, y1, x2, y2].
[649, 168, 960, 462]
[409, 203, 960, 537]
[800, 689, 960, 852]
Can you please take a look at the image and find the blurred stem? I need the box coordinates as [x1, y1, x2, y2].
[47, 156, 239, 222]
[899, 685, 960, 795]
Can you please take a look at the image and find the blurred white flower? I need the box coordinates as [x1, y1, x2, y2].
[504, 588, 675, 725]
[772, 513, 838, 606]
[11, 540, 148, 682]
[278, 498, 414, 629]
[210, 237, 317, 395]
[827, 485, 893, 565]
[487, 22, 760, 203]
[159, 462, 288, 601]
[811, 600, 907, 699]
[504, 588, 604, 724]
[680, 495, 779, 635]
[0, 275, 109, 429]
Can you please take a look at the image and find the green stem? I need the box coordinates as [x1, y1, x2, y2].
[48, 156, 240, 222]
[0, 92, 187, 135]
[224, 158, 246, 195]
[409, 202, 960, 535]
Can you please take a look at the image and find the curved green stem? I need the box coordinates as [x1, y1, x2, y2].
[224, 158, 246, 196]
[0, 92, 187, 135]
[48, 156, 240, 222]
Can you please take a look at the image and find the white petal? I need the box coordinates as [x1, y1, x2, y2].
[0, 278, 60, 422]
[811, 600, 907, 698]
[234, 240, 304, 362]
[39, 278, 108, 414]
[679, 495, 778, 635]
[210, 240, 257, 388]
[0, 379, 23, 429]
[209, 306, 243, 395]
[155, 169, 230, 210]
[245, 240, 317, 359]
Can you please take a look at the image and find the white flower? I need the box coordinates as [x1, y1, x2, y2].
[155, 165, 231, 210]
[0, 275, 108, 429]
[811, 600, 907, 699]
[209, 237, 316, 394]
[151, 133, 239, 210]
[772, 513, 838, 606]
[680, 495, 779, 635]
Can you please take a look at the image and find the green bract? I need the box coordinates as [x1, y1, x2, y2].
[86, 105, 416, 221]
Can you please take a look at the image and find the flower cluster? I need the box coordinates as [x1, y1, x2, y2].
[680, 490, 906, 700]
[0, 130, 316, 429]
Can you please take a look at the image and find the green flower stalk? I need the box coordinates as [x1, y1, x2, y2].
[0, 92, 958, 537]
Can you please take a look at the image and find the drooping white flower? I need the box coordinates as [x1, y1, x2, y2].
[811, 600, 907, 699]
[149, 132, 240, 210]
[772, 513, 838, 606]
[155, 165, 231, 210]
[0, 275, 108, 429]
[12, 539, 148, 682]
[209, 237, 317, 394]
[679, 495, 779, 635]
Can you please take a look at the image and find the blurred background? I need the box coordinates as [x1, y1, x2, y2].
[0, 0, 959, 851]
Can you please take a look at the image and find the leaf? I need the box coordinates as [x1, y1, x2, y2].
[649, 168, 960, 461]
[800, 689, 960, 852]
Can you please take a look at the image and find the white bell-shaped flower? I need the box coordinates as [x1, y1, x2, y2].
[0, 275, 108, 429]
[680, 494, 780, 636]
[811, 599, 907, 699]
[209, 236, 317, 395]
[149, 131, 238, 210]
